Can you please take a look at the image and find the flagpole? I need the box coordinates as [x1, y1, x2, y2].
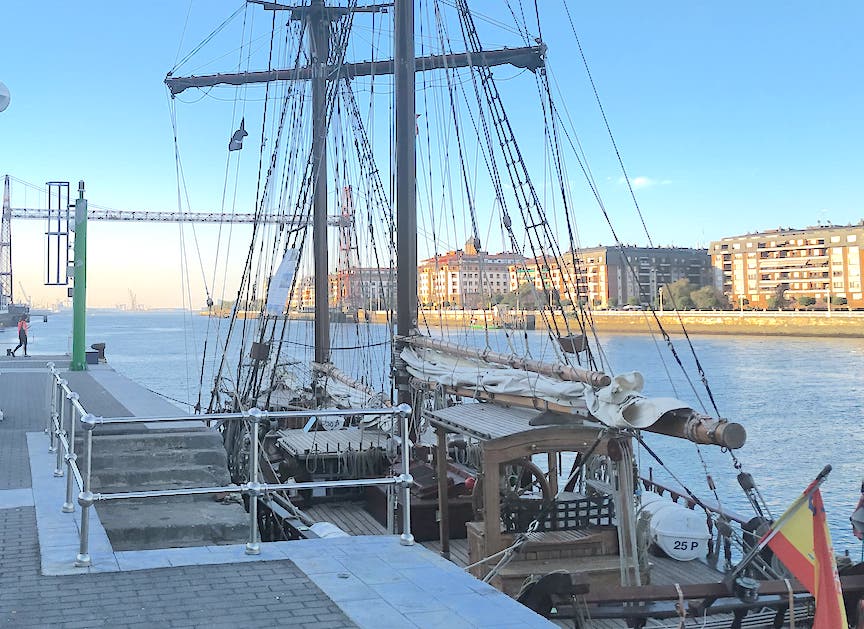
[726, 465, 832, 585]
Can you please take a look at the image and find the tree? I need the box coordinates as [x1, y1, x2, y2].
[691, 286, 728, 310]
[797, 296, 816, 308]
[500, 283, 544, 308]
[663, 278, 693, 310]
[767, 283, 789, 310]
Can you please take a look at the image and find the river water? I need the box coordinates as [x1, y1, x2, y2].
[6, 310, 863, 555]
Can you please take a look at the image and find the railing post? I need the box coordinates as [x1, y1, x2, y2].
[386, 483, 395, 534]
[245, 408, 264, 555]
[397, 404, 415, 546]
[47, 363, 56, 436]
[62, 392, 80, 513]
[53, 383, 67, 477]
[75, 413, 97, 567]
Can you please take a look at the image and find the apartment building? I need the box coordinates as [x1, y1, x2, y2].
[418, 240, 523, 308]
[513, 246, 711, 308]
[328, 267, 395, 310]
[710, 224, 864, 309]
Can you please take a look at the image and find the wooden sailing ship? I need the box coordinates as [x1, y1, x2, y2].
[165, 2, 863, 626]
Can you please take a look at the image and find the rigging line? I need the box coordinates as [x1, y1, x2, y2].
[167, 95, 205, 411]
[556, 4, 724, 415]
[454, 2, 569, 359]
[174, 0, 195, 67]
[169, 2, 247, 75]
[436, 0, 525, 38]
[534, 54, 601, 368]
[503, 0, 531, 45]
[544, 70, 714, 409]
[560, 1, 653, 249]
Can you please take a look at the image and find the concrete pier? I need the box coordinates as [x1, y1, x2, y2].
[0, 354, 553, 628]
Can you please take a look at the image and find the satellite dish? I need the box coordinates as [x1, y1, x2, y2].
[0, 82, 9, 113]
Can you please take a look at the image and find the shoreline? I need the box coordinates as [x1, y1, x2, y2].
[193, 308, 864, 338]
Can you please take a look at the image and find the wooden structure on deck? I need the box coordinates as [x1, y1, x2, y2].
[427, 403, 642, 595]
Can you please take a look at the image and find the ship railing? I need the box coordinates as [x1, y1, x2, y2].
[46, 363, 415, 569]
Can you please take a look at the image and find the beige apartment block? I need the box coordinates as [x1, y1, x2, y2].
[710, 224, 864, 309]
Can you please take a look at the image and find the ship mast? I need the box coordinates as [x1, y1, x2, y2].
[309, 0, 331, 366]
[165, 1, 546, 398]
[393, 0, 415, 406]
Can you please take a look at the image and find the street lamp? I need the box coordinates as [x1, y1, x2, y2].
[658, 286, 664, 312]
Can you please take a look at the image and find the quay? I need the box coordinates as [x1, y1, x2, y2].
[367, 309, 864, 338]
[0, 354, 553, 628]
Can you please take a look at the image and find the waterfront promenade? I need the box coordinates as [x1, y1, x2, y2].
[407, 309, 864, 338]
[0, 355, 553, 629]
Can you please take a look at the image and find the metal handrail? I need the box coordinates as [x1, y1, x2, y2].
[46, 363, 415, 568]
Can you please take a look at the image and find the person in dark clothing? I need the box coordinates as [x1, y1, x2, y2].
[11, 316, 28, 357]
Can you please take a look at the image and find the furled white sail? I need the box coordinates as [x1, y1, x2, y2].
[584, 372, 693, 429]
[403, 347, 694, 430]
[401, 346, 587, 406]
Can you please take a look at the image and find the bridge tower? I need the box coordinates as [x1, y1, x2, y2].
[1, 175, 12, 307]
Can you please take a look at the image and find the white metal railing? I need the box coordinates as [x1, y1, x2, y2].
[46, 363, 414, 568]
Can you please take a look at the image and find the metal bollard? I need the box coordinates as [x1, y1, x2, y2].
[397, 404, 415, 546]
[62, 392, 80, 513]
[245, 408, 264, 555]
[75, 414, 97, 568]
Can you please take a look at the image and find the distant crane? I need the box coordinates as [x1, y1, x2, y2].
[18, 281, 30, 305]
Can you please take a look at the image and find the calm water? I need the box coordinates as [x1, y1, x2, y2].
[6, 310, 863, 554]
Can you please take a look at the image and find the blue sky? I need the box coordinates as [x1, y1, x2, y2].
[1, 1, 862, 307]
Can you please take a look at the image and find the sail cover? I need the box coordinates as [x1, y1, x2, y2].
[403, 347, 694, 430]
[266, 249, 299, 315]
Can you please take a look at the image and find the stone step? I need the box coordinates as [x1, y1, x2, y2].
[89, 447, 229, 470]
[90, 465, 233, 494]
[96, 497, 249, 551]
[79, 429, 224, 453]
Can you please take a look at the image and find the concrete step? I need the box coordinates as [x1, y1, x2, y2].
[78, 429, 224, 453]
[89, 447, 229, 470]
[90, 465, 233, 494]
[96, 497, 249, 550]
[82, 426, 249, 551]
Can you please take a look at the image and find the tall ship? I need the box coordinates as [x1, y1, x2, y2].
[13, 1, 846, 626]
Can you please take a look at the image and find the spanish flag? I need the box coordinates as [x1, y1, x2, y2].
[761, 476, 847, 629]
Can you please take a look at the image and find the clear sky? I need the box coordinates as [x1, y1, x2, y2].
[2, 1, 862, 308]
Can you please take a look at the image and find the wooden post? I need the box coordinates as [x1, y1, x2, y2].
[612, 438, 641, 586]
[436, 426, 450, 559]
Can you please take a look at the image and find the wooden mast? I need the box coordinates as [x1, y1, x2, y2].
[394, 0, 416, 406]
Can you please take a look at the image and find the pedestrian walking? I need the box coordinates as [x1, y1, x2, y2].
[11, 315, 28, 357]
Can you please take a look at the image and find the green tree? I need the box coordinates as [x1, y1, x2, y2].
[663, 278, 693, 310]
[500, 283, 544, 308]
[831, 296, 848, 307]
[797, 296, 816, 308]
[767, 284, 789, 310]
[691, 286, 728, 310]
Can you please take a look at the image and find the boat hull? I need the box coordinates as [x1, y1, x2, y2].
[0, 303, 29, 327]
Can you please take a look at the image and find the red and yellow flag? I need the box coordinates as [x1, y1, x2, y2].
[762, 481, 847, 629]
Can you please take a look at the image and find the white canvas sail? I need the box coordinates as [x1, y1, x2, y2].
[265, 249, 299, 316]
